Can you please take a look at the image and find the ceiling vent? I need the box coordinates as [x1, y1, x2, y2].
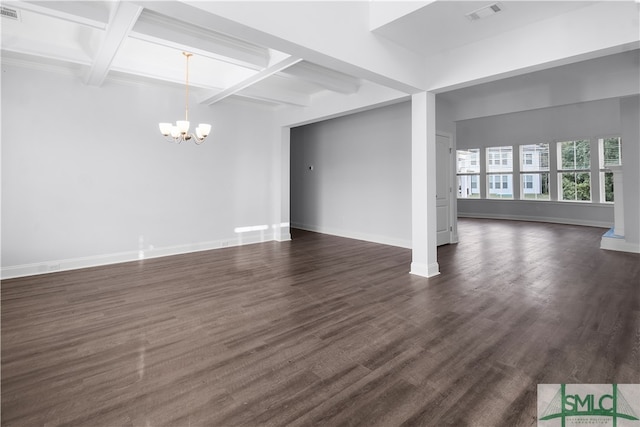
[1, 6, 20, 21]
[465, 2, 503, 21]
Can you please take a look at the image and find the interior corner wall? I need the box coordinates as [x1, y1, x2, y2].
[435, 96, 456, 137]
[290, 101, 412, 248]
[456, 99, 620, 227]
[1, 64, 278, 278]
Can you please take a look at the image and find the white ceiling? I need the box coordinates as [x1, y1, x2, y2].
[372, 1, 596, 57]
[0, 1, 635, 110]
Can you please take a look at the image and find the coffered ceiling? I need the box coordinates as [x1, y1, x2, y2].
[1, 1, 637, 110]
[1, 1, 363, 108]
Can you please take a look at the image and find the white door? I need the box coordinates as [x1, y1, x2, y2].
[436, 134, 451, 246]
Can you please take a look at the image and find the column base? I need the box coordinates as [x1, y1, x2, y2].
[410, 262, 440, 278]
[601, 228, 640, 253]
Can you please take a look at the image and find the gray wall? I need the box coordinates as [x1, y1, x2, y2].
[2, 64, 280, 277]
[448, 50, 639, 249]
[290, 102, 413, 247]
[290, 98, 456, 248]
[456, 98, 621, 148]
[456, 99, 623, 227]
[446, 50, 639, 121]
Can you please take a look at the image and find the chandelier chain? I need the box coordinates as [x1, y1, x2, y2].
[184, 52, 192, 122]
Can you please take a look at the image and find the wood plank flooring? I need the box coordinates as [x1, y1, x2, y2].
[2, 219, 639, 426]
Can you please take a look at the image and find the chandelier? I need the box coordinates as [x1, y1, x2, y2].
[159, 52, 211, 144]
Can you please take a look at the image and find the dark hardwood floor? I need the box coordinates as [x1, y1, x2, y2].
[2, 219, 639, 426]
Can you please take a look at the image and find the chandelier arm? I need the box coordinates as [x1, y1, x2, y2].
[163, 135, 184, 144]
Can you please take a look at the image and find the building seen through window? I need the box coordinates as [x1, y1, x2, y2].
[486, 146, 513, 199]
[456, 149, 480, 198]
[520, 143, 550, 200]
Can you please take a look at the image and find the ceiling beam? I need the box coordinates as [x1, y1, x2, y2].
[130, 9, 269, 70]
[279, 62, 360, 94]
[181, 1, 428, 93]
[234, 85, 311, 107]
[84, 2, 143, 87]
[199, 56, 302, 105]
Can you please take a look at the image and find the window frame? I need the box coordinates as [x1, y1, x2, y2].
[557, 139, 592, 202]
[457, 136, 619, 205]
[486, 145, 514, 199]
[519, 143, 550, 201]
[598, 136, 622, 204]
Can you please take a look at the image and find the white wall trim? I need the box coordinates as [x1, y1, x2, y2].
[410, 261, 441, 278]
[457, 212, 611, 229]
[274, 230, 292, 242]
[1, 232, 273, 280]
[600, 233, 640, 254]
[291, 222, 411, 249]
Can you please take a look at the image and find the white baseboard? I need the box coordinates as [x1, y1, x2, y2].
[274, 228, 292, 242]
[1, 232, 272, 280]
[457, 212, 611, 229]
[600, 236, 640, 253]
[291, 222, 411, 249]
[410, 261, 440, 278]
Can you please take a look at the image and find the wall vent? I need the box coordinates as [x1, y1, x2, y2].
[466, 2, 503, 21]
[1, 6, 20, 21]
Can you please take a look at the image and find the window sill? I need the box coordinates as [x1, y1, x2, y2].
[457, 198, 614, 208]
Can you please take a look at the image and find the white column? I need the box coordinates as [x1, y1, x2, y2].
[273, 126, 291, 241]
[411, 92, 440, 277]
[609, 166, 625, 237]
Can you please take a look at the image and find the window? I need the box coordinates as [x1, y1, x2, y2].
[456, 149, 480, 199]
[486, 146, 512, 199]
[524, 175, 533, 189]
[540, 151, 549, 169]
[520, 144, 550, 200]
[601, 136, 621, 166]
[456, 137, 619, 205]
[524, 153, 533, 165]
[557, 140, 591, 201]
[487, 151, 497, 166]
[599, 137, 621, 203]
